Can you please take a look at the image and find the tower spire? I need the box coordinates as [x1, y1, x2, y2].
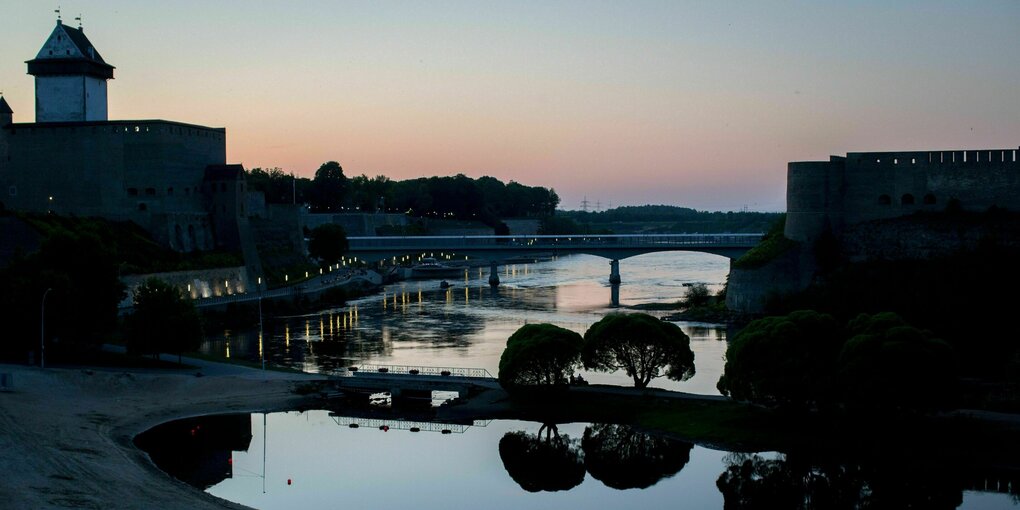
[54, 6, 61, 23]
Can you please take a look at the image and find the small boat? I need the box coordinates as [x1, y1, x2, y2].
[439, 280, 452, 289]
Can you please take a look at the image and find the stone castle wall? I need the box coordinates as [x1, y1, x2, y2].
[785, 147, 1020, 243]
[0, 120, 226, 251]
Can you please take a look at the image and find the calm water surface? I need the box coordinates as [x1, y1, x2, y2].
[200, 252, 731, 394]
[182, 254, 1018, 508]
[136, 411, 1019, 510]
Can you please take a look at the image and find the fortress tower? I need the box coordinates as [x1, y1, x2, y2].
[26, 19, 114, 122]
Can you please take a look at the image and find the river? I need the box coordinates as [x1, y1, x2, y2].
[181, 253, 1018, 508]
[199, 252, 732, 394]
[137, 411, 1018, 509]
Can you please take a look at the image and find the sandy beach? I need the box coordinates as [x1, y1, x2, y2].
[0, 361, 324, 510]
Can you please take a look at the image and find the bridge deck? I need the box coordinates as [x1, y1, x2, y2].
[346, 233, 763, 261]
[331, 364, 500, 396]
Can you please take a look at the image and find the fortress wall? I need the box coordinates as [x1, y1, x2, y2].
[784, 160, 842, 243]
[0, 121, 224, 244]
[842, 149, 1020, 226]
[786, 147, 1020, 245]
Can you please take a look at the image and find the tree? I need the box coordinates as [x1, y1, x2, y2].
[308, 161, 348, 212]
[682, 283, 711, 308]
[717, 310, 843, 409]
[837, 312, 956, 411]
[582, 313, 695, 388]
[498, 324, 583, 389]
[581, 423, 693, 490]
[0, 230, 124, 359]
[498, 426, 585, 492]
[124, 278, 203, 363]
[307, 224, 349, 265]
[716, 453, 964, 510]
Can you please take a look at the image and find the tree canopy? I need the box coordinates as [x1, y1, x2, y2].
[498, 324, 583, 389]
[308, 161, 348, 212]
[307, 224, 349, 265]
[246, 166, 559, 222]
[0, 230, 124, 359]
[582, 313, 695, 388]
[717, 310, 843, 409]
[124, 278, 202, 362]
[498, 426, 585, 493]
[581, 424, 693, 490]
[718, 310, 958, 412]
[837, 312, 956, 411]
[716, 453, 964, 510]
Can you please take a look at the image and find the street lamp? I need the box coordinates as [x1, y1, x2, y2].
[41, 288, 52, 369]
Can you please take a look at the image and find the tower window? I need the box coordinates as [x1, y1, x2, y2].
[901, 194, 915, 205]
[167, 187, 174, 196]
[138, 203, 148, 211]
[127, 188, 138, 196]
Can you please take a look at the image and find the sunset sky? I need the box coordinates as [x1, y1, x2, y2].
[2, 1, 1018, 211]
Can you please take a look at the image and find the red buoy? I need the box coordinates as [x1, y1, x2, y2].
[287, 478, 292, 486]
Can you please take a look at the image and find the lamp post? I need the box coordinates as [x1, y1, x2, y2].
[41, 288, 52, 369]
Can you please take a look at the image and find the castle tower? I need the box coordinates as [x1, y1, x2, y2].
[26, 19, 114, 122]
[0, 96, 12, 126]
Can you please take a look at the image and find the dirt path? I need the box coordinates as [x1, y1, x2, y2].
[0, 363, 323, 509]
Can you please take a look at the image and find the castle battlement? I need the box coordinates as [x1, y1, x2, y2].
[785, 146, 1020, 243]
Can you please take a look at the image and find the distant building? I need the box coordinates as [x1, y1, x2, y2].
[0, 19, 254, 253]
[785, 148, 1020, 243]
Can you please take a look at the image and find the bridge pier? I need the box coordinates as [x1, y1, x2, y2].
[610, 284, 620, 308]
[609, 259, 621, 285]
[488, 261, 500, 287]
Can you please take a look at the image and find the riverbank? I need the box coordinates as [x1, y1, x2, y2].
[0, 362, 325, 509]
[4, 356, 1019, 509]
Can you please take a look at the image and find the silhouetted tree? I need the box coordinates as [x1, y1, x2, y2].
[308, 161, 348, 212]
[498, 324, 583, 389]
[124, 278, 202, 363]
[717, 310, 842, 409]
[498, 426, 585, 492]
[582, 313, 695, 388]
[0, 231, 124, 359]
[581, 424, 693, 489]
[307, 224, 349, 265]
[837, 312, 956, 411]
[682, 283, 711, 308]
[716, 453, 963, 510]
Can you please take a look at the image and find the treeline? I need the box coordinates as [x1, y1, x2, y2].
[559, 205, 780, 233]
[246, 163, 559, 223]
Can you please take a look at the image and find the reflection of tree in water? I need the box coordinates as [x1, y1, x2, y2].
[581, 423, 693, 490]
[716, 453, 965, 510]
[498, 424, 585, 492]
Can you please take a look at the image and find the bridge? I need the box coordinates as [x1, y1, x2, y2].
[329, 363, 500, 405]
[329, 415, 491, 434]
[347, 233, 763, 287]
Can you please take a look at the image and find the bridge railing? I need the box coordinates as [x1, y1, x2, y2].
[336, 363, 494, 379]
[328, 415, 491, 433]
[347, 233, 763, 250]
